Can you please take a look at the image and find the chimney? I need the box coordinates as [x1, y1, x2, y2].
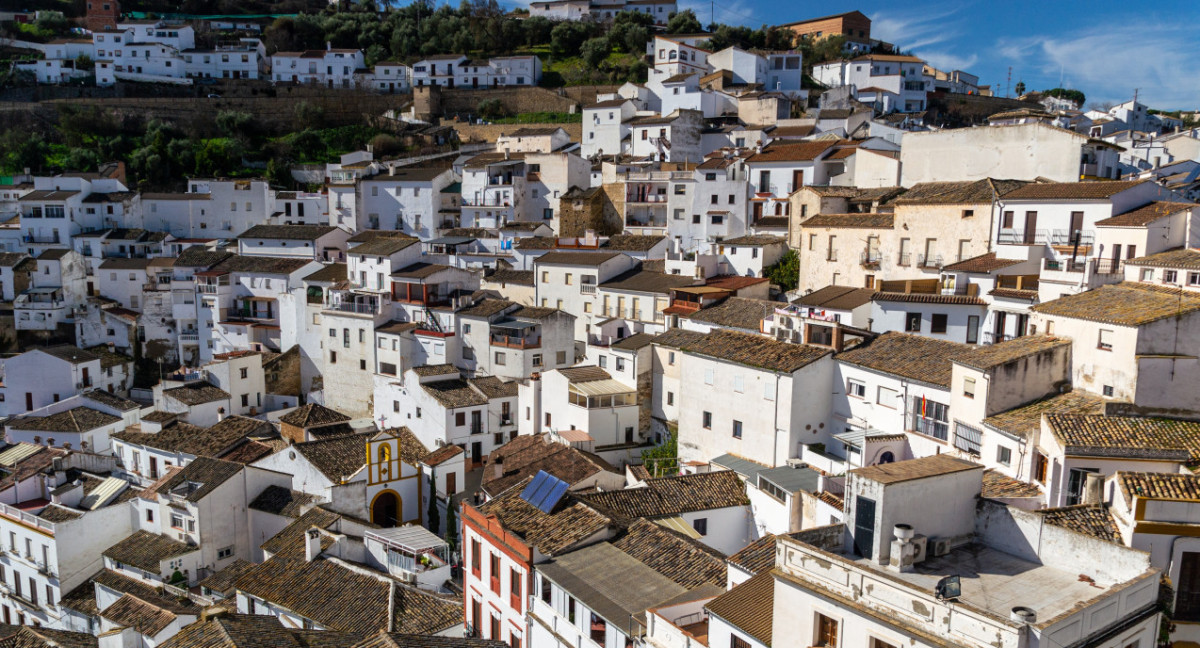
[217, 407, 225, 422]
[326, 41, 332, 51]
[1082, 472, 1104, 506]
[493, 455, 504, 480]
[305, 528, 322, 562]
[530, 372, 543, 434]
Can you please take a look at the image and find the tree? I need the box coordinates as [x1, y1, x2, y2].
[1043, 87, 1086, 107]
[1014, 81, 1026, 97]
[477, 98, 507, 121]
[550, 21, 592, 60]
[427, 471, 441, 535]
[640, 427, 678, 477]
[293, 101, 325, 130]
[580, 36, 610, 68]
[665, 9, 702, 34]
[765, 248, 799, 292]
[444, 499, 459, 550]
[621, 25, 650, 55]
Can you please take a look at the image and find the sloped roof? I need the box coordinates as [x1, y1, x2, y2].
[1095, 201, 1196, 227]
[836, 331, 973, 388]
[578, 471, 748, 518]
[705, 570, 774, 645]
[478, 477, 612, 555]
[953, 335, 1071, 371]
[1003, 179, 1148, 200]
[678, 329, 831, 373]
[295, 433, 370, 482]
[1031, 281, 1200, 326]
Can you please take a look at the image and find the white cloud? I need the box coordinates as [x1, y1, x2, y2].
[994, 21, 1200, 109]
[870, 7, 967, 51]
[678, 0, 757, 26]
[918, 50, 978, 72]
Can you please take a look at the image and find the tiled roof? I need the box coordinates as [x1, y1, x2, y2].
[219, 439, 279, 464]
[1095, 201, 1196, 227]
[893, 179, 1028, 205]
[942, 252, 1026, 274]
[8, 406, 120, 432]
[260, 507, 342, 558]
[90, 568, 201, 615]
[305, 262, 348, 283]
[236, 556, 460, 634]
[1032, 281, 1200, 326]
[651, 329, 708, 349]
[153, 457, 243, 502]
[421, 443, 463, 467]
[611, 332, 656, 351]
[458, 298, 517, 318]
[100, 594, 177, 636]
[850, 455, 981, 485]
[1035, 505, 1121, 542]
[347, 237, 420, 257]
[746, 140, 836, 163]
[421, 379, 488, 409]
[953, 335, 1071, 371]
[611, 519, 726, 588]
[989, 287, 1039, 301]
[1124, 247, 1200, 270]
[279, 403, 351, 428]
[602, 235, 667, 252]
[468, 376, 519, 399]
[390, 427, 431, 465]
[797, 285, 875, 310]
[295, 433, 370, 482]
[347, 230, 416, 244]
[0, 626, 98, 648]
[679, 329, 830, 373]
[981, 469, 1042, 499]
[1046, 414, 1200, 462]
[197, 559, 257, 597]
[800, 213, 893, 229]
[411, 364, 459, 378]
[215, 255, 313, 276]
[872, 291, 987, 306]
[705, 570, 774, 645]
[534, 251, 622, 266]
[103, 530, 196, 572]
[478, 478, 612, 555]
[579, 471, 748, 518]
[1116, 471, 1200, 502]
[482, 435, 616, 496]
[685, 297, 778, 331]
[1002, 179, 1148, 201]
[174, 247, 232, 268]
[162, 382, 230, 406]
[154, 614, 359, 648]
[558, 366, 612, 383]
[485, 269, 535, 286]
[982, 391, 1107, 439]
[240, 224, 339, 240]
[249, 485, 322, 517]
[721, 234, 786, 247]
[82, 389, 140, 412]
[393, 262, 454, 280]
[835, 331, 974, 388]
[115, 416, 266, 458]
[600, 269, 694, 295]
[350, 632, 510, 648]
[38, 345, 100, 364]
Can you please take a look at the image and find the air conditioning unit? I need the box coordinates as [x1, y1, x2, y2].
[931, 538, 952, 557]
[910, 535, 928, 564]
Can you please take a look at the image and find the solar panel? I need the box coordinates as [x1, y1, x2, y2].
[537, 479, 570, 513]
[528, 471, 559, 508]
[520, 471, 550, 504]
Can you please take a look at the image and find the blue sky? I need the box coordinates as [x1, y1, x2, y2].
[677, 0, 1200, 110]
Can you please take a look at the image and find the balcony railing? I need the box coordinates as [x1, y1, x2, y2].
[860, 251, 881, 268]
[998, 229, 1048, 245]
[625, 193, 668, 204]
[897, 253, 911, 266]
[35, 561, 55, 578]
[580, 284, 596, 295]
[1092, 258, 1124, 275]
[490, 334, 540, 349]
[326, 301, 380, 314]
[917, 254, 943, 269]
[1043, 258, 1086, 273]
[179, 331, 200, 341]
[0, 502, 54, 534]
[984, 332, 1013, 345]
[22, 235, 60, 244]
[1048, 230, 1095, 246]
[15, 297, 64, 309]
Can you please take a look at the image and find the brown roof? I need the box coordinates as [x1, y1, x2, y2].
[685, 297, 778, 331]
[389, 427, 431, 466]
[393, 262, 455, 280]
[578, 471, 748, 518]
[103, 530, 196, 572]
[162, 382, 230, 406]
[1116, 471, 1200, 502]
[0, 626, 99, 648]
[8, 406, 120, 432]
[1124, 247, 1200, 270]
[982, 391, 1107, 439]
[348, 237, 420, 257]
[482, 435, 616, 496]
[260, 507, 342, 558]
[249, 485, 321, 517]
[611, 519, 726, 589]
[721, 234, 787, 247]
[679, 329, 830, 373]
[485, 269, 535, 286]
[747, 140, 836, 163]
[1035, 505, 1121, 542]
[478, 478, 612, 555]
[558, 366, 612, 383]
[468, 376, 519, 399]
[535, 251, 622, 266]
[1095, 201, 1196, 227]
[835, 332, 973, 388]
[797, 285, 876, 310]
[651, 328, 708, 349]
[850, 455, 981, 485]
[304, 263, 348, 283]
[238, 224, 337, 240]
[705, 570, 774, 645]
[600, 269, 694, 295]
[893, 179, 1028, 205]
[1046, 414, 1200, 463]
[1031, 281, 1200, 326]
[347, 230, 417, 244]
[279, 403, 351, 428]
[602, 235, 667, 252]
[800, 213, 893, 229]
[154, 611, 361, 648]
[872, 291, 987, 306]
[942, 252, 1026, 274]
[981, 469, 1043, 499]
[953, 335, 1071, 371]
[99, 594, 178, 636]
[411, 364, 459, 378]
[1003, 179, 1148, 201]
[295, 433, 370, 482]
[421, 379, 488, 409]
[153, 456, 244, 502]
[422, 444, 464, 467]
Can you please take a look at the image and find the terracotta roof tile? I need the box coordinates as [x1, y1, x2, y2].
[797, 285, 876, 310]
[99, 594, 177, 636]
[1124, 247, 1200, 270]
[294, 433, 370, 482]
[578, 471, 748, 518]
[1003, 180, 1148, 201]
[872, 292, 986, 306]
[850, 455, 980, 485]
[421, 379, 488, 409]
[678, 329, 830, 372]
[103, 530, 197, 572]
[705, 571, 774, 645]
[279, 403, 352, 428]
[746, 140, 836, 163]
[1116, 471, 1200, 502]
[953, 335, 1071, 371]
[482, 435, 616, 496]
[801, 213, 893, 229]
[8, 406, 120, 432]
[982, 390, 1108, 439]
[942, 252, 1026, 274]
[1095, 201, 1196, 227]
[685, 298, 778, 331]
[477, 479, 612, 555]
[1031, 281, 1200, 326]
[835, 332, 974, 388]
[1046, 414, 1200, 463]
[1035, 505, 1120, 542]
[981, 469, 1042, 499]
[893, 179, 1028, 205]
[249, 485, 322, 517]
[610, 519, 726, 589]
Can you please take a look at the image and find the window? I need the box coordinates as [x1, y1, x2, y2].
[997, 446, 1012, 466]
[877, 386, 898, 408]
[1165, 270, 1178, 283]
[732, 420, 743, 439]
[667, 392, 674, 405]
[913, 397, 949, 440]
[541, 271, 549, 283]
[692, 518, 708, 535]
[668, 352, 676, 365]
[815, 613, 839, 648]
[963, 377, 976, 398]
[704, 368, 714, 385]
[556, 351, 566, 365]
[1141, 268, 1154, 281]
[490, 553, 501, 593]
[954, 422, 982, 455]
[962, 209, 974, 218]
[1034, 453, 1049, 483]
[702, 411, 712, 429]
[456, 412, 466, 426]
[733, 375, 743, 393]
[809, 234, 817, 251]
[930, 314, 948, 334]
[1098, 329, 1113, 350]
[847, 380, 866, 398]
[510, 567, 522, 610]
[217, 546, 233, 559]
[966, 315, 980, 344]
[1103, 385, 1115, 397]
[239, 367, 248, 379]
[494, 351, 506, 365]
[904, 312, 921, 332]
[145, 509, 154, 522]
[470, 539, 481, 576]
[330, 351, 337, 363]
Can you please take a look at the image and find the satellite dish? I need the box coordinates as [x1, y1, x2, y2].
[935, 575, 961, 600]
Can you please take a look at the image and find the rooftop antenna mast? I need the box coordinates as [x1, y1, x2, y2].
[1005, 66, 1012, 98]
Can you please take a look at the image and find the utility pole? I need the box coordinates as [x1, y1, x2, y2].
[1006, 66, 1012, 98]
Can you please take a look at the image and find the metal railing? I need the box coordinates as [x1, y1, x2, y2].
[490, 335, 540, 349]
[860, 251, 881, 267]
[984, 332, 1012, 345]
[1092, 258, 1124, 275]
[998, 229, 1048, 245]
[1043, 258, 1086, 273]
[326, 301, 379, 314]
[918, 254, 943, 269]
[897, 253, 911, 266]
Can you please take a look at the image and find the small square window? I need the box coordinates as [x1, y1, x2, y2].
[702, 411, 712, 428]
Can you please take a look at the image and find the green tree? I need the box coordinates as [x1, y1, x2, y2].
[0, 130, 48, 174]
[477, 98, 507, 121]
[665, 9, 702, 34]
[765, 248, 799, 292]
[293, 101, 325, 130]
[550, 21, 592, 60]
[1014, 81, 1026, 96]
[640, 427, 677, 477]
[444, 499, 459, 549]
[427, 471, 441, 534]
[74, 54, 95, 71]
[215, 110, 256, 142]
[580, 36, 610, 68]
[1043, 87, 1086, 107]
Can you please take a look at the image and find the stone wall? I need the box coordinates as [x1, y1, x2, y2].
[444, 120, 583, 143]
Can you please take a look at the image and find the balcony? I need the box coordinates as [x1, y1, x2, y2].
[897, 252, 911, 266]
[15, 293, 64, 309]
[326, 301, 381, 315]
[1043, 258, 1086, 273]
[860, 250, 881, 269]
[490, 333, 540, 349]
[985, 332, 1013, 345]
[998, 229, 1047, 245]
[580, 283, 596, 295]
[179, 331, 200, 341]
[917, 254, 943, 270]
[22, 234, 60, 244]
[35, 561, 55, 578]
[1092, 258, 1124, 275]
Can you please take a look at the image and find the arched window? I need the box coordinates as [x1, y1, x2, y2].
[879, 451, 896, 464]
[378, 444, 391, 463]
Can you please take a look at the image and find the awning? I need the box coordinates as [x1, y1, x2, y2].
[569, 378, 635, 397]
[425, 236, 476, 246]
